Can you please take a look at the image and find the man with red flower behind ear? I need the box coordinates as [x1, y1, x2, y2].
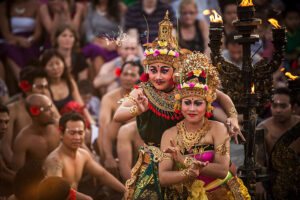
[2, 67, 60, 166]
[11, 94, 60, 170]
[99, 60, 143, 177]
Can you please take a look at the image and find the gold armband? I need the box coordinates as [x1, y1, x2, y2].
[125, 94, 136, 105]
[228, 106, 238, 118]
[183, 156, 196, 168]
[129, 105, 141, 116]
[162, 153, 172, 160]
[215, 137, 231, 155]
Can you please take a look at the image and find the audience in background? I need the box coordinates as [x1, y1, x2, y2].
[178, 0, 209, 54]
[82, 0, 125, 81]
[52, 23, 88, 81]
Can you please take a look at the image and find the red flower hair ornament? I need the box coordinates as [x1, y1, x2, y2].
[19, 80, 31, 91]
[115, 67, 122, 77]
[58, 126, 63, 131]
[140, 73, 149, 82]
[30, 106, 41, 116]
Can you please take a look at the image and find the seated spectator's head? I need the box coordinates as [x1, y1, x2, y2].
[38, 177, 73, 200]
[219, 0, 237, 25]
[77, 80, 94, 105]
[118, 36, 139, 61]
[40, 49, 72, 85]
[25, 94, 55, 125]
[19, 66, 49, 96]
[118, 60, 143, 90]
[91, 0, 121, 22]
[14, 160, 45, 200]
[179, 0, 198, 26]
[225, 32, 242, 64]
[59, 112, 86, 150]
[52, 23, 77, 50]
[271, 87, 294, 123]
[0, 104, 9, 140]
[282, 6, 300, 32]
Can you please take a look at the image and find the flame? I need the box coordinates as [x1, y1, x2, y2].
[239, 0, 253, 7]
[268, 18, 281, 28]
[280, 68, 285, 72]
[251, 83, 255, 94]
[209, 10, 223, 23]
[285, 72, 299, 80]
[203, 9, 210, 15]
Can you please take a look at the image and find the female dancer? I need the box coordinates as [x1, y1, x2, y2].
[114, 12, 243, 200]
[159, 52, 250, 199]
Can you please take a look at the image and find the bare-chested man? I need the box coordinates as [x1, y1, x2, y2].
[256, 87, 300, 200]
[93, 37, 139, 95]
[11, 94, 60, 170]
[117, 121, 143, 182]
[0, 105, 14, 197]
[2, 67, 59, 164]
[44, 112, 126, 194]
[100, 60, 143, 176]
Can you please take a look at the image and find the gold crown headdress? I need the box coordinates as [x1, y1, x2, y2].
[142, 11, 181, 69]
[174, 52, 220, 117]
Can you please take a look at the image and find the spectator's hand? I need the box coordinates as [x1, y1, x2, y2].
[104, 157, 119, 177]
[226, 117, 245, 144]
[256, 182, 267, 200]
[17, 37, 31, 48]
[164, 139, 185, 165]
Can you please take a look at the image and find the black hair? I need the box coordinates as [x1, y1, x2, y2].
[19, 66, 48, 86]
[77, 80, 93, 95]
[40, 49, 73, 91]
[38, 177, 71, 200]
[59, 112, 86, 132]
[121, 59, 144, 76]
[14, 160, 45, 200]
[272, 87, 294, 105]
[225, 32, 239, 47]
[218, 0, 237, 15]
[0, 104, 9, 115]
[91, 0, 121, 23]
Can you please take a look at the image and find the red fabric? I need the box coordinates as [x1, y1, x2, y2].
[67, 189, 76, 200]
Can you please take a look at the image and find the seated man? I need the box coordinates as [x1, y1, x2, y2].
[256, 87, 300, 200]
[0, 105, 14, 197]
[2, 67, 60, 165]
[100, 60, 143, 176]
[117, 121, 143, 182]
[44, 112, 126, 194]
[11, 94, 60, 170]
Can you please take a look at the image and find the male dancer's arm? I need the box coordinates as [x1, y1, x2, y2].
[11, 134, 27, 171]
[215, 89, 245, 143]
[44, 156, 64, 177]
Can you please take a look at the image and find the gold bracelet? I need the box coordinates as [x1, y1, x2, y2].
[183, 157, 196, 168]
[180, 169, 189, 177]
[125, 94, 136, 105]
[129, 105, 141, 116]
[228, 106, 238, 118]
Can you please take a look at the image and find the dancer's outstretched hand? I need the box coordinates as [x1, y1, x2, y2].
[164, 139, 185, 165]
[188, 160, 209, 177]
[133, 92, 148, 113]
[226, 117, 245, 144]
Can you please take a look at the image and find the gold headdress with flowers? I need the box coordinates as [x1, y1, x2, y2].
[142, 11, 181, 69]
[174, 52, 220, 117]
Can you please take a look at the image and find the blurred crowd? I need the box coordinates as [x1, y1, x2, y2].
[0, 0, 299, 200]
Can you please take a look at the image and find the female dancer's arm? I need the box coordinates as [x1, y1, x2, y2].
[113, 88, 148, 123]
[159, 127, 191, 186]
[193, 122, 230, 179]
